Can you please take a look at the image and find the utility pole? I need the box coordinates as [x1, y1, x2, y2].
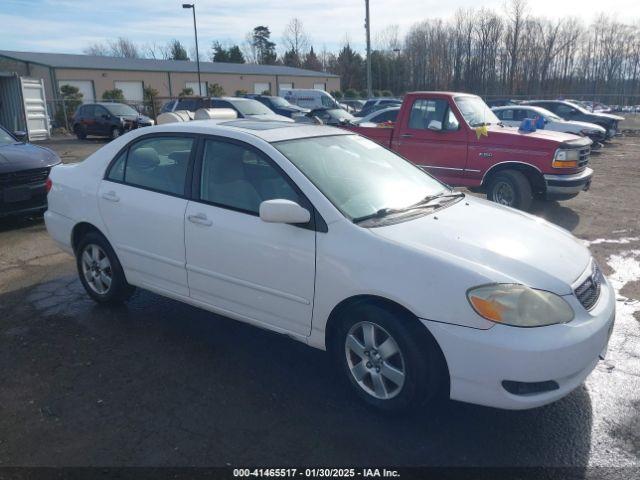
[183, 3, 202, 96]
[365, 0, 372, 98]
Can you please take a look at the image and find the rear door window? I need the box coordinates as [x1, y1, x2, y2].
[107, 136, 195, 196]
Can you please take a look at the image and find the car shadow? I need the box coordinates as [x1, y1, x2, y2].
[0, 213, 44, 233]
[0, 276, 594, 470]
[531, 200, 580, 232]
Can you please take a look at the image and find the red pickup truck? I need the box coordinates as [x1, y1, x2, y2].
[345, 91, 593, 210]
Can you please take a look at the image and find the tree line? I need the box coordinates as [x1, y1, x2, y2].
[83, 1, 640, 103]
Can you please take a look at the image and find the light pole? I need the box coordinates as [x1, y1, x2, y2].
[183, 3, 202, 97]
[364, 0, 372, 98]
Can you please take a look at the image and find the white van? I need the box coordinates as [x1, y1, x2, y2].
[280, 88, 340, 110]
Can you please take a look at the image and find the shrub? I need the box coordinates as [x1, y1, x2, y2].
[235, 89, 248, 96]
[143, 85, 161, 118]
[102, 88, 125, 101]
[331, 90, 343, 100]
[208, 83, 226, 97]
[179, 87, 194, 98]
[344, 88, 358, 99]
[381, 90, 393, 97]
[56, 84, 83, 130]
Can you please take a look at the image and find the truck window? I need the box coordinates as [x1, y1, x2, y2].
[409, 99, 459, 131]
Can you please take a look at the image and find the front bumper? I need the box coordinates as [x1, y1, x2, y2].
[545, 167, 593, 197]
[422, 278, 615, 410]
[0, 183, 48, 217]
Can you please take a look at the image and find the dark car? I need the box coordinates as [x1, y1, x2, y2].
[301, 108, 355, 126]
[0, 126, 61, 217]
[355, 98, 402, 117]
[72, 103, 153, 140]
[525, 100, 624, 139]
[244, 94, 309, 118]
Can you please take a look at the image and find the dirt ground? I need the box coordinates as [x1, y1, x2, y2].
[0, 129, 638, 469]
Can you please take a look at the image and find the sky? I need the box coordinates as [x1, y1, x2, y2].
[1, 0, 640, 57]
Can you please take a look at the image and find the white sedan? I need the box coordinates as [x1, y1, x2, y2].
[492, 105, 607, 144]
[45, 120, 615, 411]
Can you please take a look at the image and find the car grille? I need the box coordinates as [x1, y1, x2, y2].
[575, 263, 603, 310]
[578, 146, 590, 168]
[0, 168, 50, 188]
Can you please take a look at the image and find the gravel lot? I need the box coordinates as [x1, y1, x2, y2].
[0, 130, 638, 468]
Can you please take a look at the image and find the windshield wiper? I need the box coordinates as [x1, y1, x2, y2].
[470, 121, 492, 127]
[353, 192, 465, 224]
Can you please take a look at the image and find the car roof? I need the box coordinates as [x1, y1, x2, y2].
[146, 119, 352, 143]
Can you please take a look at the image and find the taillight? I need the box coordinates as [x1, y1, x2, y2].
[45, 177, 53, 193]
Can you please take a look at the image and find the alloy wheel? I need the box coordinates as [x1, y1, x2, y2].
[81, 244, 112, 295]
[345, 321, 406, 400]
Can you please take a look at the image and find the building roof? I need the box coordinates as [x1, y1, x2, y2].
[0, 50, 338, 78]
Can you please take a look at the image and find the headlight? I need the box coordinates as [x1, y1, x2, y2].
[467, 284, 574, 327]
[553, 149, 580, 168]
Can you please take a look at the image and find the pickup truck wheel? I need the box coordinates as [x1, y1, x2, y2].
[76, 232, 135, 304]
[487, 170, 533, 211]
[333, 303, 445, 412]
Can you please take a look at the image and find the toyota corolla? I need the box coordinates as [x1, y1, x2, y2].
[44, 120, 615, 411]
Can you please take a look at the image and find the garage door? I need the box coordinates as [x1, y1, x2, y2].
[254, 82, 271, 94]
[114, 81, 144, 102]
[279, 82, 293, 91]
[313, 83, 326, 91]
[185, 82, 206, 96]
[58, 80, 94, 103]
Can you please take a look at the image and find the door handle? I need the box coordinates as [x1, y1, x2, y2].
[400, 133, 413, 138]
[101, 191, 119, 202]
[187, 213, 213, 226]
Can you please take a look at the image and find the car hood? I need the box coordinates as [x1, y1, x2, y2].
[119, 114, 152, 123]
[246, 113, 295, 123]
[0, 142, 61, 173]
[280, 105, 309, 114]
[562, 120, 606, 132]
[588, 111, 624, 121]
[484, 124, 583, 147]
[370, 195, 590, 295]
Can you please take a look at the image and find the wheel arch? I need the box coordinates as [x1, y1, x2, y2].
[324, 294, 450, 393]
[71, 221, 108, 254]
[481, 161, 546, 194]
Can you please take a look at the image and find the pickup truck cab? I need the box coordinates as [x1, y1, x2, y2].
[346, 92, 593, 210]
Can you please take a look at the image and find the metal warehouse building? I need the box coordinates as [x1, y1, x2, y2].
[0, 50, 340, 105]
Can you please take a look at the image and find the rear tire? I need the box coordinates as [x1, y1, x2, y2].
[74, 124, 87, 140]
[486, 169, 533, 211]
[76, 231, 135, 304]
[332, 302, 446, 412]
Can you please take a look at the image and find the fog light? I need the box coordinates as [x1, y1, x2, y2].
[502, 380, 559, 395]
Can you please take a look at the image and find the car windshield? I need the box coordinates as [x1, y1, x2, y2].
[565, 101, 590, 114]
[542, 110, 563, 121]
[0, 128, 16, 146]
[274, 134, 447, 222]
[454, 96, 500, 127]
[232, 99, 273, 116]
[269, 97, 291, 107]
[105, 104, 138, 116]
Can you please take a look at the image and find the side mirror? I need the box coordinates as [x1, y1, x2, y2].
[13, 130, 27, 142]
[259, 199, 311, 225]
[427, 120, 443, 131]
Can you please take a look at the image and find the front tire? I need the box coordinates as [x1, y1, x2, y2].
[332, 303, 446, 412]
[110, 127, 122, 140]
[76, 232, 135, 304]
[486, 169, 533, 211]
